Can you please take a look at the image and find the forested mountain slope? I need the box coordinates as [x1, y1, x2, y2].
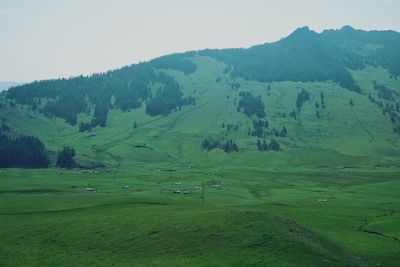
[1, 26, 400, 168]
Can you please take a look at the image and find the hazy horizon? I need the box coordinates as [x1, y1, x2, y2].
[1, 0, 400, 82]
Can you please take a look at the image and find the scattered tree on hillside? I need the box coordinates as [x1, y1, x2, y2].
[296, 89, 310, 111]
[320, 92, 326, 108]
[290, 110, 297, 120]
[280, 126, 288, 137]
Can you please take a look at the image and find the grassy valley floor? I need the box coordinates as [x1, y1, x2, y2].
[0, 166, 399, 266]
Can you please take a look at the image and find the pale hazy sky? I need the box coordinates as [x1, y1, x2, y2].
[1, 0, 400, 82]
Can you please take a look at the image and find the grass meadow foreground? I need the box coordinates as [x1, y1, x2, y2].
[0, 165, 399, 266]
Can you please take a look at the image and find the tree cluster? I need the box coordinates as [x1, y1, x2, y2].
[237, 91, 266, 118]
[251, 119, 269, 138]
[257, 139, 281, 152]
[249, 120, 287, 138]
[201, 138, 238, 153]
[56, 146, 76, 169]
[146, 73, 196, 116]
[0, 133, 49, 168]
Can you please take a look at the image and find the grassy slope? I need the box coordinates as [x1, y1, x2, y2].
[0, 56, 400, 266]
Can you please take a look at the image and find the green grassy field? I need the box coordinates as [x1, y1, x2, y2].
[0, 165, 399, 266]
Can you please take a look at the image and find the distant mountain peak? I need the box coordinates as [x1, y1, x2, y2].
[291, 26, 313, 35]
[284, 26, 317, 44]
[340, 25, 355, 31]
[296, 26, 311, 32]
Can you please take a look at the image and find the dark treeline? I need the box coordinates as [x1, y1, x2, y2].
[201, 138, 239, 153]
[0, 133, 49, 168]
[257, 139, 281, 152]
[201, 26, 400, 92]
[237, 91, 266, 118]
[7, 55, 197, 130]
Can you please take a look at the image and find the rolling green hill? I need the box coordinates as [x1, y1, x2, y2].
[1, 26, 400, 266]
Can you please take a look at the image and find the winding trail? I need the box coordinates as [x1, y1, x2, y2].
[350, 106, 375, 142]
[151, 99, 215, 139]
[358, 210, 400, 244]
